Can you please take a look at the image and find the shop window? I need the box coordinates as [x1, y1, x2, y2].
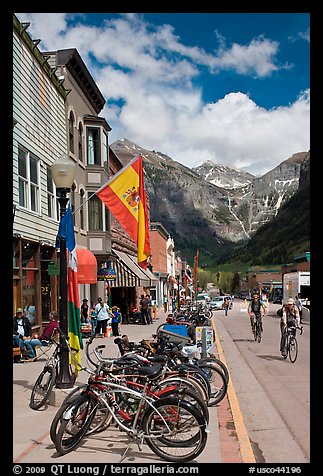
[21, 241, 38, 325]
[13, 239, 20, 268]
[87, 127, 100, 165]
[41, 247, 54, 322]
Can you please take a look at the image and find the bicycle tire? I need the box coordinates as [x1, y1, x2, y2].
[155, 376, 209, 403]
[156, 386, 209, 424]
[50, 385, 90, 444]
[196, 362, 227, 407]
[54, 394, 97, 455]
[257, 323, 262, 343]
[142, 396, 207, 462]
[199, 356, 229, 384]
[288, 336, 298, 363]
[29, 365, 56, 410]
[62, 384, 113, 436]
[172, 363, 211, 403]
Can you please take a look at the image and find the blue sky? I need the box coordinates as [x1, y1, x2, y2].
[15, 12, 310, 176]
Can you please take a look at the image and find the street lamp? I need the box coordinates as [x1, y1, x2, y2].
[51, 154, 77, 389]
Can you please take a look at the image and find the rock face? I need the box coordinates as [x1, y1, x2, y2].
[110, 139, 310, 263]
[193, 161, 254, 189]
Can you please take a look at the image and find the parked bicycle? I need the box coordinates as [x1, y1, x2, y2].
[53, 364, 208, 462]
[281, 325, 303, 363]
[29, 328, 84, 410]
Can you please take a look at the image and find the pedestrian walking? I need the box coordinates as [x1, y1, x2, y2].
[223, 298, 229, 316]
[95, 297, 111, 337]
[139, 294, 150, 325]
[111, 306, 122, 336]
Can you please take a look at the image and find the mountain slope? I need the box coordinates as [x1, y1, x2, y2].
[222, 182, 310, 265]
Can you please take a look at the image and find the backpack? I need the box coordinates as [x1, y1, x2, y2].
[277, 307, 283, 317]
[251, 299, 262, 313]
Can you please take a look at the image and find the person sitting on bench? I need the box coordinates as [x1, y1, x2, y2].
[26, 311, 59, 347]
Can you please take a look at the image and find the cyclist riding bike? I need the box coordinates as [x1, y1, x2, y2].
[280, 298, 300, 357]
[248, 293, 266, 334]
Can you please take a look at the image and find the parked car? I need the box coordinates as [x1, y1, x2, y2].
[209, 296, 233, 310]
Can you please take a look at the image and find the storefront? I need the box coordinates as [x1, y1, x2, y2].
[13, 238, 58, 331]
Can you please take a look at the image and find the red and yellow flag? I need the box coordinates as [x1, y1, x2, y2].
[96, 155, 150, 268]
[193, 249, 199, 298]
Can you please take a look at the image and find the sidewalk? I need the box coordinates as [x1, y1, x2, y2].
[13, 309, 246, 464]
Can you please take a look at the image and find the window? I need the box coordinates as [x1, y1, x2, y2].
[47, 166, 56, 219]
[70, 183, 76, 226]
[88, 194, 102, 230]
[18, 145, 40, 213]
[80, 189, 85, 229]
[21, 240, 39, 325]
[87, 127, 100, 165]
[78, 123, 83, 162]
[69, 112, 75, 154]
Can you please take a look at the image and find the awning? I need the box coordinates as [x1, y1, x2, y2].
[126, 254, 159, 286]
[110, 250, 150, 287]
[76, 248, 98, 284]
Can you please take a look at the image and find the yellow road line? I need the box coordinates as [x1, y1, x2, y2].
[211, 318, 256, 463]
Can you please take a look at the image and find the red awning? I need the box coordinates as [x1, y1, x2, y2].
[76, 248, 98, 284]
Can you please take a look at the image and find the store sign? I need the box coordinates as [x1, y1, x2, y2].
[48, 262, 60, 275]
[97, 267, 116, 281]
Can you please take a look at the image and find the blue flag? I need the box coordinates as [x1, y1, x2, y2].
[56, 204, 75, 252]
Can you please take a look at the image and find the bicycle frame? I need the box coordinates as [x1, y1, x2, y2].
[79, 379, 176, 439]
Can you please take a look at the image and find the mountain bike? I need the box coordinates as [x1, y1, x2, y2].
[282, 325, 303, 363]
[29, 328, 84, 410]
[253, 314, 263, 343]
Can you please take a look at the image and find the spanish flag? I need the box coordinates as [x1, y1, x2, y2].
[96, 155, 151, 269]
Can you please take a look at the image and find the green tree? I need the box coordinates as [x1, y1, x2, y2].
[231, 271, 241, 294]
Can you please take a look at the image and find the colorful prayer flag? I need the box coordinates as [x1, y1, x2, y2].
[57, 203, 82, 375]
[96, 155, 151, 268]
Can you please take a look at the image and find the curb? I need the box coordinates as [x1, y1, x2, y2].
[211, 318, 256, 463]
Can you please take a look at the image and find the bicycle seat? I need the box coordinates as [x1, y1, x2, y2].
[147, 355, 168, 363]
[137, 364, 164, 380]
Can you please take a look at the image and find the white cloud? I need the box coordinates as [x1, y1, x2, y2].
[15, 12, 310, 176]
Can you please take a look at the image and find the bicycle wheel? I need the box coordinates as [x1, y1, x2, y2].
[50, 385, 89, 444]
[156, 376, 209, 403]
[172, 363, 211, 403]
[288, 336, 298, 363]
[29, 365, 56, 410]
[55, 394, 97, 455]
[257, 323, 262, 343]
[156, 386, 209, 424]
[196, 362, 227, 407]
[142, 397, 207, 462]
[199, 356, 229, 384]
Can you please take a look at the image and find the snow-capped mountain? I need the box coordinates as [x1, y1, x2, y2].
[193, 161, 254, 189]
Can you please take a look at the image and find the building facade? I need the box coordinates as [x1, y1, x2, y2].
[44, 48, 112, 306]
[13, 15, 70, 329]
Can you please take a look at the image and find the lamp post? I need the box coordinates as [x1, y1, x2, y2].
[51, 154, 77, 389]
